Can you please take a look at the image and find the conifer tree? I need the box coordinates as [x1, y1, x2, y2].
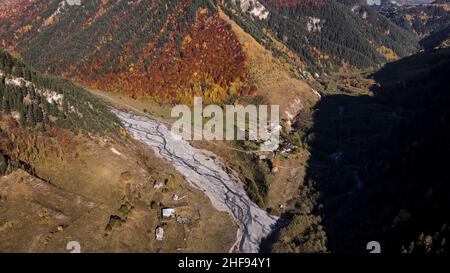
[34, 106, 44, 124]
[20, 109, 27, 127]
[2, 98, 10, 114]
[26, 104, 36, 127]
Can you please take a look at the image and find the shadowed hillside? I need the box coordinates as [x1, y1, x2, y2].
[304, 48, 450, 253]
[269, 47, 450, 253]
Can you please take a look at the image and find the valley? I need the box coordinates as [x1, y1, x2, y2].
[0, 0, 449, 255]
[114, 110, 277, 253]
[0, 50, 238, 253]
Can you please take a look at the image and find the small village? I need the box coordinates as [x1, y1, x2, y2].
[150, 177, 194, 243]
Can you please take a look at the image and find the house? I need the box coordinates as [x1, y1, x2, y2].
[153, 180, 164, 189]
[155, 226, 164, 241]
[162, 208, 176, 218]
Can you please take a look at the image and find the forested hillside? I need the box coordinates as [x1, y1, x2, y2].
[0, 0, 255, 104]
[377, 0, 450, 49]
[0, 49, 121, 199]
[225, 0, 418, 73]
[271, 47, 450, 253]
[0, 0, 422, 103]
[1, 1, 448, 254]
[0, 50, 120, 135]
[0, 52, 238, 254]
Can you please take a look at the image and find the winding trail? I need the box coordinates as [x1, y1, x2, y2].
[113, 110, 277, 253]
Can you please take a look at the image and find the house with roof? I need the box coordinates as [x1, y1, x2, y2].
[155, 226, 164, 241]
[162, 208, 176, 218]
[153, 180, 164, 189]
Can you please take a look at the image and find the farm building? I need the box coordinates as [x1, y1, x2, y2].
[153, 180, 164, 189]
[155, 226, 164, 241]
[162, 208, 176, 218]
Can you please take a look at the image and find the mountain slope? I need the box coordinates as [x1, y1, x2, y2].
[274, 47, 450, 253]
[376, 0, 450, 49]
[0, 0, 421, 103]
[0, 50, 120, 135]
[224, 0, 419, 73]
[0, 1, 448, 255]
[0, 50, 238, 253]
[0, 0, 253, 104]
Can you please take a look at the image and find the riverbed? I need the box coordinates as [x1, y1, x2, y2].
[113, 110, 277, 253]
